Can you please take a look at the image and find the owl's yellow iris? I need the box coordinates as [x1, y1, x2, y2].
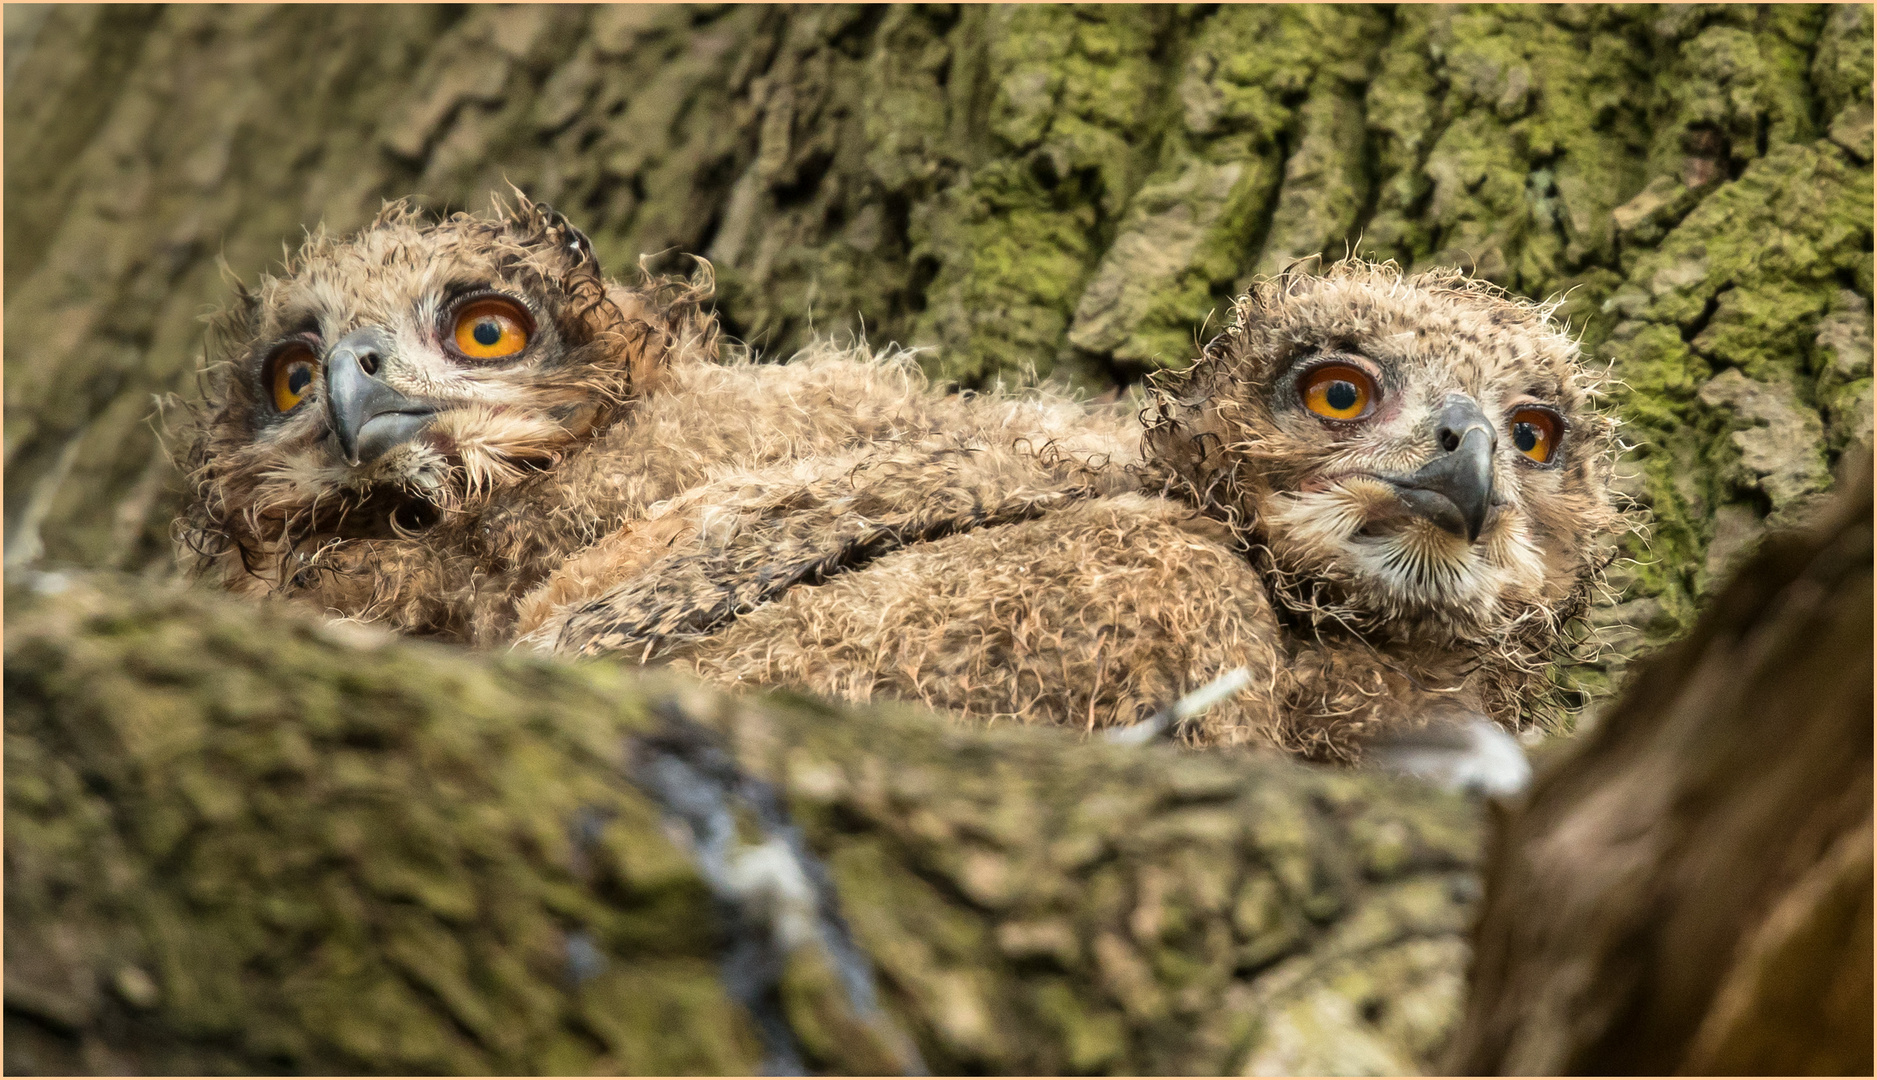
[1510, 407, 1561, 464]
[1300, 364, 1376, 421]
[271, 345, 317, 413]
[452, 298, 531, 359]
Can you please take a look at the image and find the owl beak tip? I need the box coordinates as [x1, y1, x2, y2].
[1385, 401, 1497, 543]
[324, 327, 434, 469]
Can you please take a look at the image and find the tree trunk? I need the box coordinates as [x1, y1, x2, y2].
[5, 4, 1871, 668]
[6, 571, 1485, 1076]
[1445, 456, 1873, 1076]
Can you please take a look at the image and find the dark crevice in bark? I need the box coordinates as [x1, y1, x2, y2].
[1681, 289, 1725, 348]
[630, 705, 923, 1075]
[1348, 114, 1387, 258]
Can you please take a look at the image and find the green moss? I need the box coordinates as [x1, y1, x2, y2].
[910, 6, 1175, 386]
[1030, 977, 1128, 1072]
[913, 160, 1106, 386]
[5, 581, 783, 1074]
[1694, 283, 1833, 380]
[1649, 10, 1822, 174]
[777, 943, 920, 1074]
[1604, 136, 1871, 633]
[1065, 5, 1388, 372]
[576, 961, 763, 1075]
[1401, 8, 1649, 292]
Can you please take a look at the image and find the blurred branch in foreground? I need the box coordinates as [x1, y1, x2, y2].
[4, 571, 1480, 1076]
[1449, 453, 1873, 1076]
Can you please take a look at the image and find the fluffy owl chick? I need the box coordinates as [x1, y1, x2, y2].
[536, 260, 1618, 758]
[1143, 259, 1620, 751]
[181, 196, 1141, 645]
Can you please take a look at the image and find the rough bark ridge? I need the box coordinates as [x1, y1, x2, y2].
[5, 572, 1483, 1076]
[6, 5, 1872, 674]
[1446, 456, 1873, 1075]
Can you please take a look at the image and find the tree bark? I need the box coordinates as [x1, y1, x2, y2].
[6, 571, 1485, 1076]
[1447, 456, 1873, 1076]
[5, 4, 1871, 671]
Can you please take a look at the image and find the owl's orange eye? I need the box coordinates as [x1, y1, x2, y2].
[270, 345, 318, 414]
[1300, 364, 1377, 421]
[1510, 407, 1562, 464]
[451, 298, 531, 359]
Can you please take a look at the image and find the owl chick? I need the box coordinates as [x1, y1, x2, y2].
[533, 260, 1619, 759]
[1143, 260, 1620, 750]
[180, 195, 1139, 645]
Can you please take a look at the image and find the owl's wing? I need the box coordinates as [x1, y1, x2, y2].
[523, 436, 1118, 660]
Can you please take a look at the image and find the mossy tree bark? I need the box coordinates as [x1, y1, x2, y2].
[6, 572, 1486, 1076]
[5, 4, 1871, 665]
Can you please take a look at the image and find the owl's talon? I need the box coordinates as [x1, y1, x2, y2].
[1361, 715, 1532, 797]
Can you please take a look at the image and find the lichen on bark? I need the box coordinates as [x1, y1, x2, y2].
[6, 572, 1486, 1076]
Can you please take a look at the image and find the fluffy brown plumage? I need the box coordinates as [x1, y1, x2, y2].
[179, 196, 1139, 647]
[183, 197, 1616, 761]
[535, 261, 1619, 757]
[1139, 261, 1622, 752]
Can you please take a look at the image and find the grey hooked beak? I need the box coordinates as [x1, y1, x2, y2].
[1384, 395, 1497, 543]
[323, 327, 435, 468]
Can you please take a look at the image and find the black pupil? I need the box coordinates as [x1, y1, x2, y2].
[1325, 380, 1359, 411]
[473, 319, 503, 346]
[1514, 422, 1539, 452]
[286, 366, 311, 395]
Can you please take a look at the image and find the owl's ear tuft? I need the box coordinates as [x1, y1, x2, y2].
[371, 197, 426, 231]
[202, 267, 265, 381]
[488, 188, 613, 344]
[531, 205, 600, 277]
[496, 188, 601, 277]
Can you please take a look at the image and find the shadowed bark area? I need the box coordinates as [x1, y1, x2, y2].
[1447, 455, 1873, 1076]
[5, 572, 1486, 1077]
[4, 4, 1871, 676]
